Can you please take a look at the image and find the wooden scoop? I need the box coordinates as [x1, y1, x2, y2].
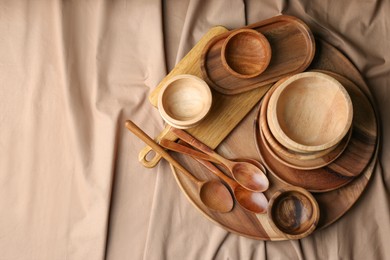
[170, 128, 269, 192]
[125, 120, 233, 213]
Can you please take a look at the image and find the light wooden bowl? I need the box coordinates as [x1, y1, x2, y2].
[267, 72, 353, 153]
[268, 186, 319, 240]
[158, 74, 212, 129]
[221, 29, 271, 79]
[259, 79, 352, 170]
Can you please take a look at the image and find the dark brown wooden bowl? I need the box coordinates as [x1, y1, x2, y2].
[268, 186, 319, 239]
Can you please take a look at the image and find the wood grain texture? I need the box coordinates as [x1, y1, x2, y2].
[221, 29, 271, 79]
[260, 118, 352, 170]
[138, 125, 176, 168]
[171, 128, 269, 193]
[257, 70, 377, 185]
[193, 156, 268, 214]
[266, 72, 353, 153]
[157, 74, 212, 129]
[268, 186, 319, 239]
[141, 26, 270, 168]
[201, 15, 315, 95]
[168, 38, 378, 240]
[260, 77, 352, 170]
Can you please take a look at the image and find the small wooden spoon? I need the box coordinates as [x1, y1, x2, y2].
[171, 128, 268, 193]
[125, 120, 233, 213]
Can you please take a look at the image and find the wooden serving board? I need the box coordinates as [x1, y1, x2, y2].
[201, 15, 315, 95]
[169, 37, 378, 240]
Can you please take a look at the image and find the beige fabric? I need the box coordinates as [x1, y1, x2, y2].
[0, 1, 389, 259]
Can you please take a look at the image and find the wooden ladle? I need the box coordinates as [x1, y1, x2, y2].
[171, 128, 269, 192]
[161, 140, 268, 213]
[125, 120, 234, 213]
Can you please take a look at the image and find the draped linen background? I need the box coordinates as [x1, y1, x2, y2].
[0, 0, 389, 259]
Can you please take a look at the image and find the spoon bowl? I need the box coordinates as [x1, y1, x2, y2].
[199, 180, 234, 213]
[233, 185, 268, 214]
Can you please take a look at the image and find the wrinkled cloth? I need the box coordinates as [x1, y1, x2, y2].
[0, 1, 389, 259]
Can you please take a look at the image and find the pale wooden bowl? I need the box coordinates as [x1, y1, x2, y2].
[259, 78, 352, 170]
[158, 74, 212, 129]
[267, 72, 353, 153]
[221, 28, 271, 79]
[268, 186, 319, 240]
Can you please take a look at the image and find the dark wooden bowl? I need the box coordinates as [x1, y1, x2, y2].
[221, 29, 271, 79]
[268, 186, 319, 239]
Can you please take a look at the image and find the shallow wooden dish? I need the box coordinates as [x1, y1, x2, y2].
[268, 186, 320, 239]
[260, 77, 352, 170]
[267, 72, 353, 153]
[221, 29, 271, 79]
[261, 77, 340, 161]
[201, 15, 315, 95]
[157, 74, 212, 129]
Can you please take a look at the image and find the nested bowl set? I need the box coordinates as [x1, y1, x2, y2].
[128, 15, 378, 240]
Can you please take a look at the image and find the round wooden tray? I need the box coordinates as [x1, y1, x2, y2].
[169, 39, 379, 240]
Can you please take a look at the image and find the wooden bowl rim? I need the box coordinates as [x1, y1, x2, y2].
[259, 79, 353, 169]
[157, 74, 212, 128]
[220, 28, 272, 79]
[267, 72, 353, 152]
[267, 186, 320, 239]
[260, 77, 338, 161]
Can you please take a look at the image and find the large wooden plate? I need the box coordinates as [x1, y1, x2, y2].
[201, 15, 315, 95]
[169, 37, 378, 240]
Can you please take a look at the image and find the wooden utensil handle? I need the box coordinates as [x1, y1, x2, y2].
[194, 158, 236, 187]
[138, 146, 162, 168]
[160, 139, 220, 164]
[125, 120, 200, 184]
[138, 125, 177, 168]
[171, 128, 220, 158]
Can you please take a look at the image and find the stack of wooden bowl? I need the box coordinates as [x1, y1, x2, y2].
[259, 71, 353, 170]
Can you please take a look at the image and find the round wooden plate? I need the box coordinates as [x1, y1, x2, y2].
[255, 71, 377, 191]
[169, 38, 379, 240]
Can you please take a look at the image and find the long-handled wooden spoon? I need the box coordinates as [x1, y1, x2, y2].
[160, 139, 267, 174]
[125, 120, 234, 213]
[170, 128, 269, 192]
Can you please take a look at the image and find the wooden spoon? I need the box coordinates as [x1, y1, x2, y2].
[195, 158, 268, 214]
[125, 120, 233, 213]
[171, 128, 269, 192]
